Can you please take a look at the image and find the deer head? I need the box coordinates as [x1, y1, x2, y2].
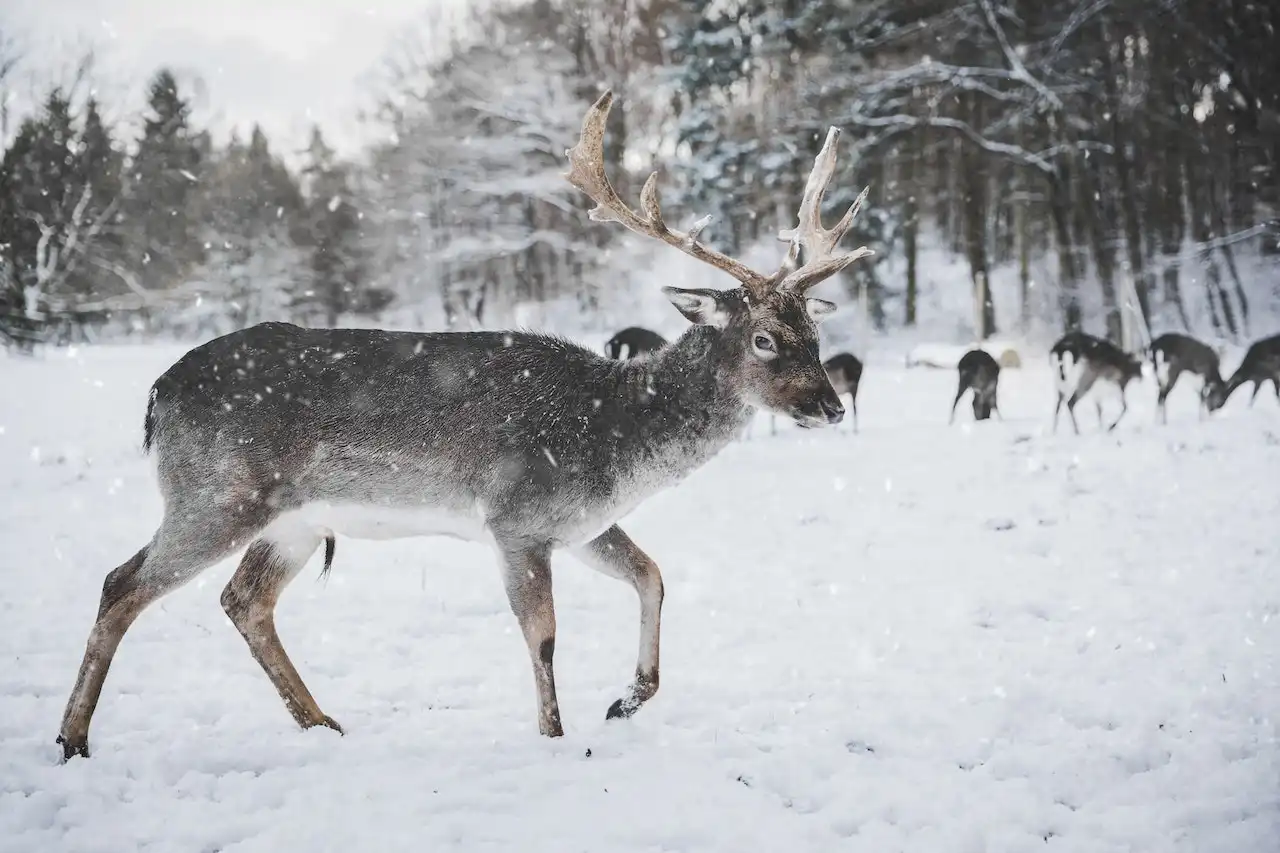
[564, 91, 874, 428]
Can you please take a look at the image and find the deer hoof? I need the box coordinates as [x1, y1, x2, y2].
[56, 734, 89, 762]
[305, 715, 345, 735]
[606, 697, 641, 720]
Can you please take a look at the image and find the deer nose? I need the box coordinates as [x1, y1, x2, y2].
[819, 395, 845, 424]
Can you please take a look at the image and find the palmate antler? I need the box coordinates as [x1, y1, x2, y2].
[563, 90, 873, 302]
[774, 128, 876, 293]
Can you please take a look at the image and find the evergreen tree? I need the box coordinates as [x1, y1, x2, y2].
[0, 88, 123, 343]
[65, 97, 126, 300]
[123, 69, 204, 293]
[190, 124, 307, 332]
[295, 127, 380, 326]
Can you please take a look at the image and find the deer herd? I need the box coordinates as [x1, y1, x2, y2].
[606, 324, 1280, 435]
[52, 90, 1280, 763]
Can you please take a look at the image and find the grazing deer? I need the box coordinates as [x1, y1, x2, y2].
[949, 348, 1001, 424]
[750, 352, 863, 438]
[1149, 332, 1226, 423]
[822, 352, 863, 433]
[55, 90, 873, 760]
[1051, 331, 1144, 433]
[604, 326, 667, 360]
[1221, 332, 1280, 406]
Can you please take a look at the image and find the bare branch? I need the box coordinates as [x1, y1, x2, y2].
[87, 256, 149, 299]
[978, 0, 1063, 110]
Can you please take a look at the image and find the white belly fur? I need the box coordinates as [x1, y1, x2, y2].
[257, 453, 696, 557]
[257, 499, 630, 555]
[261, 502, 490, 549]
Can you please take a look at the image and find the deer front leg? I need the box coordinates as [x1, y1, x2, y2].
[496, 539, 563, 737]
[573, 525, 663, 722]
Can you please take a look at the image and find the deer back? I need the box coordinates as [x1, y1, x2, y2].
[146, 322, 750, 545]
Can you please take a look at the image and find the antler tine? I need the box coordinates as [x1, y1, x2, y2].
[564, 90, 771, 298]
[775, 127, 875, 293]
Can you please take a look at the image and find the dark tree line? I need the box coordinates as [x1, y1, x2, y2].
[660, 0, 1279, 343]
[0, 67, 381, 349]
[4, 1, 1277, 348]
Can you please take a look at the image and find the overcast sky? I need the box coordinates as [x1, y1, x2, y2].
[2, 0, 469, 157]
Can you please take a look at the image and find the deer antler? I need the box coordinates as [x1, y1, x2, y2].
[564, 90, 774, 302]
[774, 127, 875, 293]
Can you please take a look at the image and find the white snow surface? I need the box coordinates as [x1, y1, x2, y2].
[2, 343, 1278, 853]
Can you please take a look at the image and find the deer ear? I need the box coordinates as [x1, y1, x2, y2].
[662, 286, 734, 328]
[806, 298, 838, 323]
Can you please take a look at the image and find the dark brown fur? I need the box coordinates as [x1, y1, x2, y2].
[950, 349, 1001, 423]
[1051, 331, 1144, 434]
[1222, 333, 1280, 406]
[1150, 333, 1226, 422]
[604, 326, 667, 360]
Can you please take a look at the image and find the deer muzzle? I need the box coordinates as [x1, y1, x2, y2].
[792, 385, 845, 428]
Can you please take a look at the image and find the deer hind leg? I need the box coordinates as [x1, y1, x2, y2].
[573, 525, 663, 722]
[58, 508, 261, 761]
[850, 395, 859, 433]
[1107, 389, 1130, 432]
[220, 526, 341, 734]
[496, 538, 562, 737]
[949, 383, 966, 425]
[1066, 371, 1098, 434]
[1157, 368, 1181, 424]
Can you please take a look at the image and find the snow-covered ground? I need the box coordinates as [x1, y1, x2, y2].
[2, 342, 1278, 853]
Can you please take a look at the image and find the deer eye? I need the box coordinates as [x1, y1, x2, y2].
[752, 333, 777, 359]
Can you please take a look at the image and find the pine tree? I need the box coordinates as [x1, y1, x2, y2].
[295, 127, 379, 326]
[65, 97, 126, 300]
[124, 69, 204, 294]
[190, 124, 307, 331]
[0, 88, 121, 342]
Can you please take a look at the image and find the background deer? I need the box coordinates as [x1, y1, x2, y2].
[1149, 332, 1226, 423]
[55, 90, 873, 761]
[950, 348, 1001, 423]
[604, 326, 668, 360]
[823, 352, 863, 433]
[1221, 332, 1280, 406]
[1051, 331, 1144, 433]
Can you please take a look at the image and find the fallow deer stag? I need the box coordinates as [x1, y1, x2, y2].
[55, 90, 873, 760]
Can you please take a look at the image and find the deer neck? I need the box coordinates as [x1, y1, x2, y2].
[621, 325, 753, 454]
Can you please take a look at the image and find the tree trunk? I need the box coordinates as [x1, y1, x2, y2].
[961, 95, 995, 339]
[1015, 183, 1031, 333]
[1049, 167, 1081, 331]
[1157, 156, 1191, 331]
[1079, 157, 1122, 342]
[1101, 32, 1152, 330]
[903, 137, 919, 326]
